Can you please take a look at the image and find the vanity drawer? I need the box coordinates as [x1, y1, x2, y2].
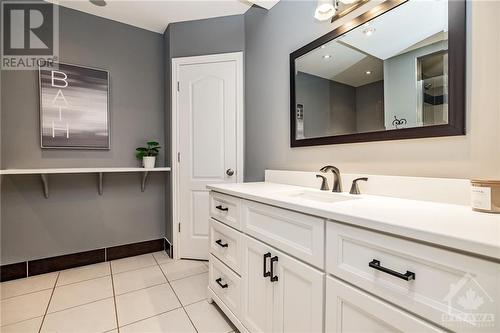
[209, 218, 242, 274]
[209, 254, 241, 317]
[326, 276, 445, 333]
[241, 200, 324, 269]
[210, 192, 241, 230]
[326, 222, 500, 332]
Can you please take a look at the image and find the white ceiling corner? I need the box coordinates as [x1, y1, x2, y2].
[46, 0, 280, 34]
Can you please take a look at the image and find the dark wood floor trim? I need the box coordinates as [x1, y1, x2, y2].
[106, 239, 164, 261]
[1, 238, 165, 281]
[28, 249, 105, 276]
[1, 262, 27, 282]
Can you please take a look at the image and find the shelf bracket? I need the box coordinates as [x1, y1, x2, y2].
[98, 172, 103, 195]
[40, 174, 49, 199]
[141, 171, 149, 192]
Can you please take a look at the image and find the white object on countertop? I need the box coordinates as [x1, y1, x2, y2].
[207, 181, 500, 260]
[265, 169, 471, 206]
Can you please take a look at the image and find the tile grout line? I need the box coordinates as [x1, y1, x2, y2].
[38, 271, 60, 333]
[39, 296, 116, 317]
[0, 286, 56, 301]
[152, 255, 200, 333]
[117, 305, 184, 330]
[168, 270, 209, 283]
[1, 269, 111, 301]
[109, 261, 120, 333]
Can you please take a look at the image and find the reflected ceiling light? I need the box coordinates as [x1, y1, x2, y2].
[363, 26, 376, 36]
[89, 0, 107, 6]
[339, 0, 357, 4]
[365, 70, 372, 75]
[323, 54, 332, 60]
[314, 0, 336, 21]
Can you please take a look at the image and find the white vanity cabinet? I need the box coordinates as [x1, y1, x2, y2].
[241, 235, 324, 333]
[208, 191, 325, 333]
[207, 189, 500, 333]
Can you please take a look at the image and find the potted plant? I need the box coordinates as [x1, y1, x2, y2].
[136, 141, 161, 168]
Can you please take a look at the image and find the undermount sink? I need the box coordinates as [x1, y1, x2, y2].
[277, 189, 359, 204]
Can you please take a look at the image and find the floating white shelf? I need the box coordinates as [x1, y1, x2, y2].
[0, 167, 171, 198]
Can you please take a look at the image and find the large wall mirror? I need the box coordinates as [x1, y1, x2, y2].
[290, 0, 465, 147]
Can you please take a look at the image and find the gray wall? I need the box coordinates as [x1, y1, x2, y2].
[356, 80, 385, 133]
[295, 72, 331, 138]
[1, 6, 166, 264]
[244, 0, 500, 181]
[384, 40, 447, 128]
[162, 14, 245, 243]
[295, 72, 380, 137]
[169, 15, 245, 58]
[329, 81, 356, 135]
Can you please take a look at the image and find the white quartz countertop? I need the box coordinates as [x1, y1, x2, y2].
[207, 182, 500, 261]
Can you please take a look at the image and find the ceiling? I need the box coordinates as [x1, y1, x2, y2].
[295, 0, 448, 87]
[296, 40, 383, 87]
[339, 0, 448, 60]
[47, 0, 279, 33]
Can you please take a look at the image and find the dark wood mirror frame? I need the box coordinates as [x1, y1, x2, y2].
[290, 0, 465, 147]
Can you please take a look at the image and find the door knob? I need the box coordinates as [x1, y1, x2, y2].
[226, 169, 234, 176]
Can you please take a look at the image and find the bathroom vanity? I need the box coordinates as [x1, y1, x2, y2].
[206, 171, 500, 333]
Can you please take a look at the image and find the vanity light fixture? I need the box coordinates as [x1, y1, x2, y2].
[329, 0, 370, 23]
[314, 0, 336, 21]
[89, 0, 107, 7]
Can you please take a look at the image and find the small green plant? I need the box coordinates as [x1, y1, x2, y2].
[136, 141, 161, 159]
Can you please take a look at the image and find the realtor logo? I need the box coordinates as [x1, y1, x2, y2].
[1, 1, 58, 70]
[442, 273, 495, 329]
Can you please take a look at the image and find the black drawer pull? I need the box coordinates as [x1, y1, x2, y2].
[215, 239, 228, 248]
[369, 259, 415, 281]
[270, 256, 279, 282]
[215, 278, 228, 288]
[263, 252, 271, 278]
[215, 205, 229, 212]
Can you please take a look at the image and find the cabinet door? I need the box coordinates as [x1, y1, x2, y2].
[272, 249, 324, 333]
[326, 276, 445, 333]
[241, 236, 274, 333]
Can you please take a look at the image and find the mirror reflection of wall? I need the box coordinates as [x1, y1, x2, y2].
[294, 0, 449, 140]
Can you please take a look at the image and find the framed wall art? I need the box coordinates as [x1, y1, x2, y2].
[39, 62, 110, 149]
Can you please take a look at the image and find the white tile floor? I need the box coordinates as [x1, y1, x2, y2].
[0, 252, 237, 333]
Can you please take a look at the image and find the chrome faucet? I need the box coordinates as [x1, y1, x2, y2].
[319, 165, 342, 193]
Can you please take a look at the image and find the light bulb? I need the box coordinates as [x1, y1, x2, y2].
[314, 0, 336, 21]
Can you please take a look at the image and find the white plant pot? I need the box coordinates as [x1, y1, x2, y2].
[143, 156, 156, 169]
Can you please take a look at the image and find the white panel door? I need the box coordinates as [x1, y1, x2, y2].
[177, 57, 239, 259]
[241, 236, 274, 333]
[272, 250, 324, 333]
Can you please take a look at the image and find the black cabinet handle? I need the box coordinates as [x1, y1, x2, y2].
[270, 256, 279, 282]
[263, 252, 271, 278]
[215, 239, 228, 248]
[215, 205, 228, 212]
[215, 278, 228, 289]
[369, 259, 415, 281]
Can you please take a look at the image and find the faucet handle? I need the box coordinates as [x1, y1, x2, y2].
[350, 177, 368, 195]
[316, 175, 329, 191]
